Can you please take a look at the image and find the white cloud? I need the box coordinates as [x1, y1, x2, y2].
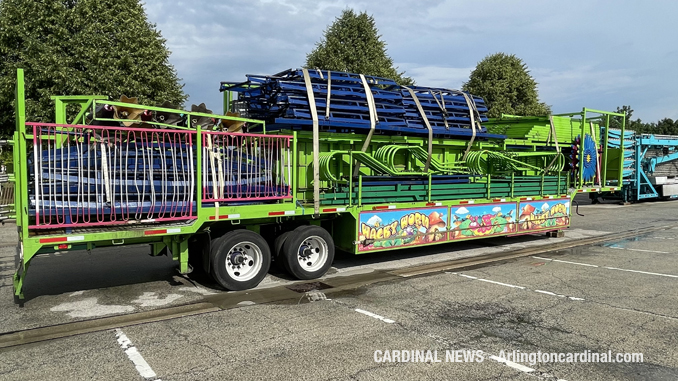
[455, 207, 469, 215]
[141, 0, 678, 122]
[492, 206, 501, 212]
[399, 65, 473, 89]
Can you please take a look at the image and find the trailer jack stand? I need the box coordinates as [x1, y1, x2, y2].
[170, 239, 190, 274]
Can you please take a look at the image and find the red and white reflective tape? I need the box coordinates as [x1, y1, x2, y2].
[322, 207, 347, 213]
[492, 199, 507, 202]
[459, 200, 475, 205]
[373, 205, 397, 210]
[144, 228, 181, 236]
[39, 235, 85, 244]
[209, 214, 241, 221]
[547, 196, 555, 199]
[519, 197, 533, 201]
[426, 202, 443, 207]
[268, 210, 296, 216]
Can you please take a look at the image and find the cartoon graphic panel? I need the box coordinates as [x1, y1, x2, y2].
[448, 203, 518, 240]
[358, 207, 448, 252]
[518, 198, 571, 232]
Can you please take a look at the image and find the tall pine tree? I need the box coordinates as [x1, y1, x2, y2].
[0, 0, 186, 136]
[306, 9, 413, 85]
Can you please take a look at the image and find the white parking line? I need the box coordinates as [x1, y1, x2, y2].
[532, 256, 599, 268]
[457, 273, 525, 289]
[535, 290, 585, 301]
[355, 308, 395, 323]
[533, 256, 678, 278]
[448, 272, 584, 301]
[607, 246, 669, 254]
[489, 355, 535, 373]
[488, 354, 569, 380]
[115, 329, 160, 380]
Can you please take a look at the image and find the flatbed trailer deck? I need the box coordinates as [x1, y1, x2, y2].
[10, 69, 626, 302]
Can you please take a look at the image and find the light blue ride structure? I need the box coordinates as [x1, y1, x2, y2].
[599, 129, 678, 202]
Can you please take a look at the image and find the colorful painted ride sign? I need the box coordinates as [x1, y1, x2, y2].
[517, 198, 571, 232]
[358, 207, 448, 252]
[357, 198, 570, 252]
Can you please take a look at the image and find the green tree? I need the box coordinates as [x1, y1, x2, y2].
[0, 0, 186, 136]
[607, 105, 633, 129]
[463, 53, 550, 118]
[305, 9, 413, 85]
[608, 106, 654, 134]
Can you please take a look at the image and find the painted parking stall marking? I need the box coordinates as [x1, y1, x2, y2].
[488, 354, 535, 373]
[606, 246, 669, 254]
[355, 308, 395, 324]
[115, 329, 160, 380]
[448, 272, 585, 301]
[455, 273, 525, 289]
[533, 256, 678, 278]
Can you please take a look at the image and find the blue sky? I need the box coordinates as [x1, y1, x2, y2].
[143, 0, 678, 122]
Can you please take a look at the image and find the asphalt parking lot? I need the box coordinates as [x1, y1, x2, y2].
[1, 196, 677, 380]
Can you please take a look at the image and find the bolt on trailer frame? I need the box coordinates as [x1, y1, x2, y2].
[11, 68, 625, 302]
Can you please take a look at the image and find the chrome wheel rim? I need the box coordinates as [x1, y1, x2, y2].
[296, 236, 328, 273]
[225, 241, 263, 282]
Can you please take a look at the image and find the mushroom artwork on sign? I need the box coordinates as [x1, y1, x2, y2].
[358, 207, 449, 252]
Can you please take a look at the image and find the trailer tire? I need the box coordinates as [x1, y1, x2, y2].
[273, 231, 292, 260]
[210, 230, 271, 291]
[280, 225, 334, 280]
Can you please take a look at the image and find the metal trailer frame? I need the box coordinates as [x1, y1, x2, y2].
[10, 69, 625, 302]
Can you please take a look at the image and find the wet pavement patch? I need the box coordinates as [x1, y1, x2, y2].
[285, 281, 333, 293]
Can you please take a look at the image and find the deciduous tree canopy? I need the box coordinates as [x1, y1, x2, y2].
[0, 0, 186, 136]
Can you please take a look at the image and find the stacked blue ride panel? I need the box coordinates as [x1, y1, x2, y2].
[221, 69, 505, 139]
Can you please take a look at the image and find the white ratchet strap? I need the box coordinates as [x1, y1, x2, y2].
[430, 90, 449, 129]
[325, 71, 332, 119]
[404, 86, 433, 172]
[100, 141, 111, 203]
[302, 68, 321, 215]
[206, 134, 220, 218]
[460, 92, 478, 161]
[353, 74, 378, 177]
[544, 115, 561, 173]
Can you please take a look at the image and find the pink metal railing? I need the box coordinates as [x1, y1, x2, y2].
[27, 123, 292, 229]
[201, 131, 292, 202]
[29, 122, 196, 229]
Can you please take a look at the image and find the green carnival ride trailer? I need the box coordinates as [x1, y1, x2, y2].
[10, 68, 625, 303]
